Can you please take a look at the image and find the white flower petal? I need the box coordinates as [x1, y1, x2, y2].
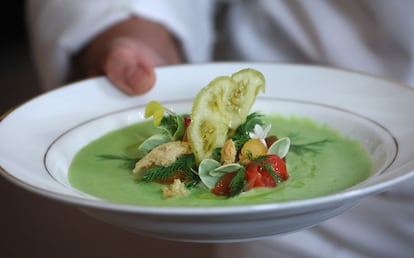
[263, 124, 271, 135]
[249, 124, 272, 140]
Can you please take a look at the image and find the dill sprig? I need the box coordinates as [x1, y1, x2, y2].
[249, 153, 267, 163]
[289, 139, 331, 156]
[231, 112, 265, 150]
[262, 162, 283, 183]
[229, 167, 247, 197]
[140, 154, 199, 186]
[212, 147, 222, 161]
[96, 154, 138, 170]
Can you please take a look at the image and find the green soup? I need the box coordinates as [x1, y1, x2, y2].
[68, 115, 371, 206]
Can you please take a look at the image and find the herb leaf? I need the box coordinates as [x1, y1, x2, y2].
[140, 154, 198, 186]
[96, 154, 138, 170]
[229, 167, 247, 197]
[231, 112, 265, 150]
[212, 147, 222, 161]
[159, 114, 186, 140]
[263, 162, 283, 183]
[290, 139, 331, 155]
[139, 113, 187, 152]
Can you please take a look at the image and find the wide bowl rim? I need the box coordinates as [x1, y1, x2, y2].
[1, 62, 414, 217]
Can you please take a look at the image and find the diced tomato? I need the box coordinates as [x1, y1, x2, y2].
[184, 116, 191, 127]
[245, 163, 260, 190]
[256, 169, 277, 187]
[245, 154, 288, 191]
[245, 163, 275, 191]
[182, 116, 191, 141]
[264, 154, 288, 180]
[211, 154, 289, 196]
[211, 171, 238, 196]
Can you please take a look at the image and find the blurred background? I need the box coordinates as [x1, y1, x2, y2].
[0, 1, 39, 115]
[0, 2, 214, 257]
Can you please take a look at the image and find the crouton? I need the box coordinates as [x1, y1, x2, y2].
[220, 139, 237, 164]
[162, 179, 190, 198]
[133, 141, 192, 174]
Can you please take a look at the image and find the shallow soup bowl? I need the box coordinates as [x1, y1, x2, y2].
[1, 63, 414, 242]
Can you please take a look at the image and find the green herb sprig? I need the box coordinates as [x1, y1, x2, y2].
[96, 154, 138, 170]
[140, 154, 199, 186]
[229, 167, 247, 197]
[231, 112, 265, 150]
[289, 139, 331, 156]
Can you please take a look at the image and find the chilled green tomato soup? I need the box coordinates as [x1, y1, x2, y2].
[68, 115, 371, 206]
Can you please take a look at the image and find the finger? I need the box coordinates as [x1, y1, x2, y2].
[103, 47, 152, 95]
[103, 39, 163, 95]
[124, 62, 155, 95]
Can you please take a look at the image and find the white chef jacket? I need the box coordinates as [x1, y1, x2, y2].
[26, 0, 414, 257]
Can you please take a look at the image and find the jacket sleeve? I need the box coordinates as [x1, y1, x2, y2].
[26, 0, 215, 90]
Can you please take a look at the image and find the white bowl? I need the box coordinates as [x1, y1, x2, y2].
[1, 63, 414, 242]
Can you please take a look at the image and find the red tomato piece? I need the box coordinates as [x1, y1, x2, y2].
[211, 154, 289, 196]
[246, 163, 276, 190]
[263, 154, 288, 180]
[245, 154, 288, 191]
[182, 116, 192, 142]
[256, 169, 276, 187]
[184, 116, 191, 127]
[211, 171, 238, 196]
[245, 163, 260, 190]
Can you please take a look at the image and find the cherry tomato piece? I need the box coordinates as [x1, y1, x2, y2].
[246, 162, 276, 191]
[256, 169, 277, 187]
[245, 163, 260, 190]
[211, 171, 238, 196]
[263, 154, 288, 180]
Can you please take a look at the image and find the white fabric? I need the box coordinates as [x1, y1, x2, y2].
[215, 193, 414, 257]
[221, 0, 414, 86]
[26, 0, 414, 257]
[26, 0, 215, 90]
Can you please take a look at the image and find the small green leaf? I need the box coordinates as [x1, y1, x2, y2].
[199, 160, 243, 189]
[158, 114, 186, 140]
[198, 159, 221, 189]
[210, 163, 242, 177]
[268, 137, 290, 158]
[138, 134, 171, 152]
[172, 115, 185, 140]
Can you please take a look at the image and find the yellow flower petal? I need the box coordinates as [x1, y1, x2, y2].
[145, 101, 165, 127]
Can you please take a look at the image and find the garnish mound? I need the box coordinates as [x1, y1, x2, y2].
[129, 68, 296, 198]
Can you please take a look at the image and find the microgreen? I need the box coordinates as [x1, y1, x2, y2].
[229, 167, 247, 197]
[231, 112, 265, 150]
[267, 137, 291, 158]
[139, 154, 199, 186]
[139, 101, 186, 152]
[262, 162, 283, 183]
[198, 159, 242, 189]
[289, 138, 331, 156]
[96, 154, 138, 170]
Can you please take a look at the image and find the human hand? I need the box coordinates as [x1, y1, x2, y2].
[88, 37, 164, 95]
[78, 17, 183, 95]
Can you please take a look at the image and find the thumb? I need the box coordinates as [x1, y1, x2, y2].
[103, 38, 165, 95]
